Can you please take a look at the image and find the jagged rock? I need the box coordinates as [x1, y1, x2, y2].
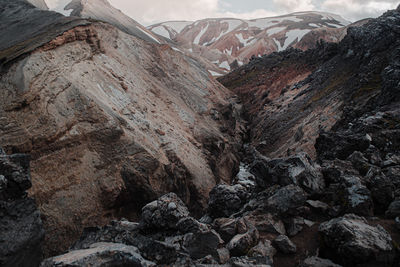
[176, 217, 209, 234]
[298, 256, 342, 267]
[272, 235, 297, 254]
[183, 229, 223, 260]
[335, 175, 374, 216]
[227, 220, 259, 256]
[386, 200, 400, 218]
[319, 214, 395, 265]
[321, 159, 360, 185]
[285, 217, 306, 237]
[140, 193, 190, 230]
[214, 218, 240, 242]
[365, 168, 395, 213]
[250, 153, 325, 195]
[244, 213, 286, 235]
[248, 240, 276, 264]
[0, 153, 44, 267]
[265, 184, 307, 215]
[40, 242, 155, 267]
[347, 151, 372, 176]
[208, 184, 250, 218]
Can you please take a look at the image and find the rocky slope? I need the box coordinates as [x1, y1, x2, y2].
[149, 12, 353, 75]
[0, 0, 244, 256]
[39, 5, 400, 267]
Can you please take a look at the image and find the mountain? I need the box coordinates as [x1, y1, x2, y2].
[40, 0, 163, 44]
[149, 12, 352, 74]
[0, 0, 243, 257]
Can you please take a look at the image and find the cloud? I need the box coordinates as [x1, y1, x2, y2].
[320, 0, 399, 21]
[272, 0, 315, 12]
[44, 0, 399, 25]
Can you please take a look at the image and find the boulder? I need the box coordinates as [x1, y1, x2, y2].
[298, 256, 342, 267]
[227, 220, 259, 256]
[176, 217, 209, 234]
[140, 193, 189, 230]
[208, 184, 250, 218]
[395, 217, 400, 231]
[214, 218, 240, 242]
[386, 200, 400, 218]
[365, 168, 395, 213]
[183, 229, 223, 259]
[265, 184, 307, 215]
[272, 235, 297, 254]
[319, 214, 395, 265]
[0, 153, 44, 267]
[40, 242, 155, 267]
[248, 240, 276, 264]
[250, 153, 325, 195]
[245, 213, 286, 235]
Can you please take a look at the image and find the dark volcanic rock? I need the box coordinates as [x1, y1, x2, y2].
[0, 153, 44, 267]
[226, 220, 259, 256]
[319, 214, 395, 266]
[265, 184, 307, 215]
[272, 235, 297, 254]
[140, 193, 190, 230]
[250, 153, 325, 195]
[40, 242, 155, 267]
[183, 229, 223, 259]
[208, 184, 250, 218]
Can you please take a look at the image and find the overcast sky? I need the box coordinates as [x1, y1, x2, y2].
[47, 0, 400, 25]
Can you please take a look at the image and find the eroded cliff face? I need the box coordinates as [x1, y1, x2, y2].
[0, 22, 243, 255]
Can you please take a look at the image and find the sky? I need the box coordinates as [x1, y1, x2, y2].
[47, 0, 400, 25]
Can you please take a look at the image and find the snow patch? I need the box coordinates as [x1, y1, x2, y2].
[283, 29, 311, 49]
[151, 26, 171, 39]
[194, 24, 209, 45]
[219, 61, 230, 70]
[208, 70, 223, 76]
[267, 27, 286, 36]
[136, 27, 160, 44]
[161, 21, 192, 33]
[222, 19, 243, 33]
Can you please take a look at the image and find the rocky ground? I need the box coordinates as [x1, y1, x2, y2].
[1, 1, 400, 267]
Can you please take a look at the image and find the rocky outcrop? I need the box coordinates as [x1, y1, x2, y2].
[0, 1, 243, 256]
[0, 0, 88, 67]
[319, 214, 395, 265]
[63, 0, 164, 44]
[0, 150, 44, 267]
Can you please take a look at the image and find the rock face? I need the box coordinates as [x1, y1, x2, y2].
[0, 0, 88, 67]
[319, 214, 395, 265]
[0, 151, 44, 267]
[149, 12, 353, 75]
[0, 1, 243, 256]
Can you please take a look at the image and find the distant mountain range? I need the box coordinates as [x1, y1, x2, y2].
[148, 13, 361, 75]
